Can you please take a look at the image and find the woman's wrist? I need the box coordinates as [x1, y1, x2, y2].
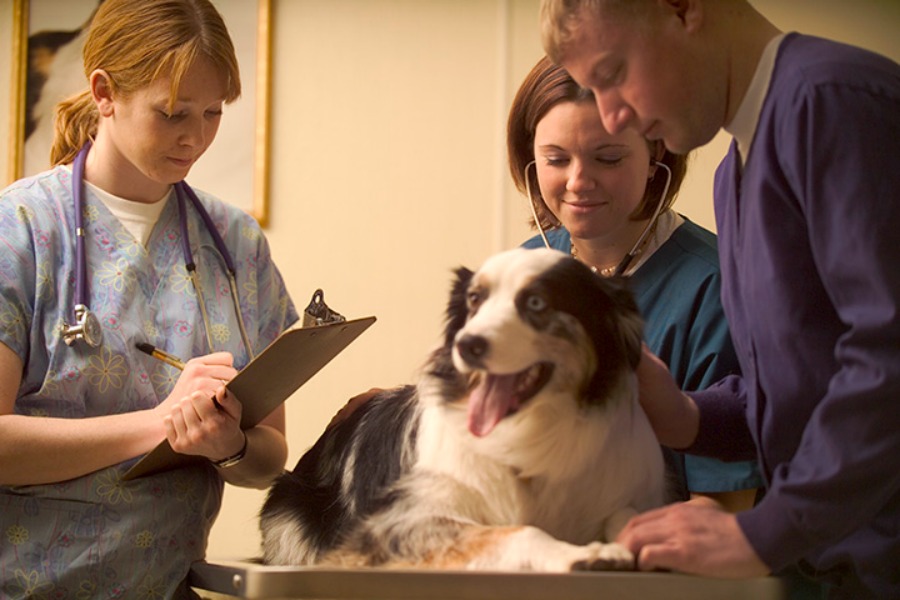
[213, 430, 248, 468]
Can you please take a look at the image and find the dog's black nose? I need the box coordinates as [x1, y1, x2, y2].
[456, 334, 489, 366]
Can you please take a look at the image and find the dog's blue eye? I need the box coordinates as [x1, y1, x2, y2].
[526, 294, 547, 312]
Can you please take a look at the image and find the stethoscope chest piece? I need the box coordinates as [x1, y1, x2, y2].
[61, 304, 103, 347]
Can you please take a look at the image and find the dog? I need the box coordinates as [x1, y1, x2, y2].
[260, 247, 665, 572]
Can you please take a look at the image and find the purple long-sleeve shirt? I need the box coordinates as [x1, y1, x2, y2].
[687, 34, 900, 598]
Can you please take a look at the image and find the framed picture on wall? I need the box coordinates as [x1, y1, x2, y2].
[6, 0, 272, 225]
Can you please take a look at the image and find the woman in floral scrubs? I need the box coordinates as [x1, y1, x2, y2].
[0, 1, 297, 598]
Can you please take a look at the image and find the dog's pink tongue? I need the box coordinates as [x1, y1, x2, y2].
[467, 373, 518, 437]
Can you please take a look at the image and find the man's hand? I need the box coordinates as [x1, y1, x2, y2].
[327, 387, 384, 429]
[616, 501, 770, 578]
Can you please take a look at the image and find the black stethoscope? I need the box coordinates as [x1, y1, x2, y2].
[60, 141, 254, 359]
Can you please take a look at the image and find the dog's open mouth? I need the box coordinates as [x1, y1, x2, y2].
[467, 362, 553, 437]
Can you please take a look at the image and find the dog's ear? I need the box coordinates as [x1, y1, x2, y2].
[443, 266, 474, 348]
[580, 273, 645, 401]
[542, 257, 644, 378]
[604, 277, 644, 370]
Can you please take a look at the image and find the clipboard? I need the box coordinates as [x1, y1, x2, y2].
[123, 315, 376, 480]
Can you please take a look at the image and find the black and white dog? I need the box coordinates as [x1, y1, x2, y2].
[260, 248, 665, 571]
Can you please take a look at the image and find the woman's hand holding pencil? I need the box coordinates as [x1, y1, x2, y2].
[137, 342, 244, 464]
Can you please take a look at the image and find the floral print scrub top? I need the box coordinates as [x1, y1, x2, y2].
[0, 166, 297, 599]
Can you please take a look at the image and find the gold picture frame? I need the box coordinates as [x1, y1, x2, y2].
[6, 0, 272, 226]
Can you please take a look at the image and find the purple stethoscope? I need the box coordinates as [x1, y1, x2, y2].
[60, 141, 254, 359]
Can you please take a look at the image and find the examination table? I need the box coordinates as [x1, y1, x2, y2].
[189, 559, 786, 599]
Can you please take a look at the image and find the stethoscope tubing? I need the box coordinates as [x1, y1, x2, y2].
[176, 181, 236, 273]
[72, 141, 91, 317]
[176, 183, 254, 359]
[69, 142, 254, 359]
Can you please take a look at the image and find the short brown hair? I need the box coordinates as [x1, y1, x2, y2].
[507, 56, 688, 231]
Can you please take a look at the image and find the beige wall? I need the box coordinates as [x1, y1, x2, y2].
[0, 0, 897, 561]
[0, 0, 14, 179]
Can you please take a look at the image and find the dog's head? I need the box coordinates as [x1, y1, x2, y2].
[434, 248, 643, 438]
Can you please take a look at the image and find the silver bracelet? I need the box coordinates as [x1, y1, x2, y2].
[213, 432, 248, 468]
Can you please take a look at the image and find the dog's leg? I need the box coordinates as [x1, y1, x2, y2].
[461, 525, 634, 572]
[321, 521, 633, 572]
[603, 506, 639, 542]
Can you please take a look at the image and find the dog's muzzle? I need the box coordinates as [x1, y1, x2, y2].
[456, 333, 489, 368]
[454, 334, 555, 437]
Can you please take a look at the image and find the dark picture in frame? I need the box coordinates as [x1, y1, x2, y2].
[7, 0, 272, 225]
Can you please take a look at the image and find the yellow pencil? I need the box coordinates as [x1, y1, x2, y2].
[135, 342, 186, 370]
[136, 342, 226, 411]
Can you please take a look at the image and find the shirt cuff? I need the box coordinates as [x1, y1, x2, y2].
[685, 375, 757, 462]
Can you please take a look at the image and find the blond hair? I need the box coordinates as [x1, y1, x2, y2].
[540, 0, 646, 63]
[51, 0, 241, 166]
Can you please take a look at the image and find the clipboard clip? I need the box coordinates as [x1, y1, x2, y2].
[303, 289, 346, 327]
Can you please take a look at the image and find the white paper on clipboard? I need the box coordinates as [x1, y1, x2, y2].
[122, 315, 376, 480]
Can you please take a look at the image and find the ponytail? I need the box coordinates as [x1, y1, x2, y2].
[50, 90, 97, 166]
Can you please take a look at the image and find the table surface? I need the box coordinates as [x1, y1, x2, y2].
[189, 560, 787, 600]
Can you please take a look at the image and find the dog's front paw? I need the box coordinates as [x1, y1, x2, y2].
[569, 542, 635, 571]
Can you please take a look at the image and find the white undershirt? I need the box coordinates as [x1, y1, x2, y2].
[85, 180, 172, 247]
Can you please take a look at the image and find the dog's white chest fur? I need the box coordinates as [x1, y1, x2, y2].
[416, 370, 663, 545]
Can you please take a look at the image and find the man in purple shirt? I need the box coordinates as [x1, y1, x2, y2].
[539, 1, 899, 598]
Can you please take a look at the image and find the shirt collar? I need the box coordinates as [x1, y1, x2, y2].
[725, 33, 787, 165]
[625, 209, 683, 276]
